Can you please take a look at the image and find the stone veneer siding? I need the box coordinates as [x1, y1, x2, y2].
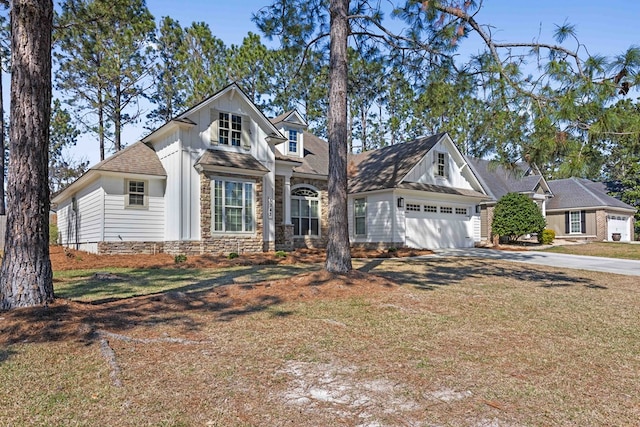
[290, 177, 329, 249]
[200, 171, 265, 253]
[596, 210, 607, 241]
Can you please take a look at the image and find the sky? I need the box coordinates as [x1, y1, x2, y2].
[62, 0, 640, 165]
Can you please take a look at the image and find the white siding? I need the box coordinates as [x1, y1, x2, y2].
[404, 138, 475, 190]
[154, 130, 182, 240]
[103, 176, 165, 241]
[57, 178, 104, 251]
[348, 192, 400, 244]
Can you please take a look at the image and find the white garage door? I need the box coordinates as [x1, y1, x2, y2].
[405, 202, 473, 249]
[607, 215, 631, 241]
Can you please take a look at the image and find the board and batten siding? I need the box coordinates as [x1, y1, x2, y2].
[102, 176, 165, 242]
[404, 139, 476, 190]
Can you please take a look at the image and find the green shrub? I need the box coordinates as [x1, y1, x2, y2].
[174, 254, 187, 264]
[275, 250, 287, 258]
[49, 223, 59, 245]
[387, 247, 398, 253]
[538, 229, 555, 245]
[228, 252, 239, 259]
[492, 192, 546, 243]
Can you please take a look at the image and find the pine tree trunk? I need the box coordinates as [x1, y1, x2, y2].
[0, 58, 6, 216]
[98, 88, 105, 161]
[0, 0, 54, 309]
[325, 0, 352, 273]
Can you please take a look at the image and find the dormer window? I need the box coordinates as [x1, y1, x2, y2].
[219, 112, 242, 146]
[288, 129, 298, 154]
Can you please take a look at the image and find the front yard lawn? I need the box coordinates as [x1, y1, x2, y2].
[542, 241, 640, 260]
[1, 258, 639, 426]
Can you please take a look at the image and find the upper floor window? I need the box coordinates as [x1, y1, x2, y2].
[219, 112, 242, 146]
[126, 179, 146, 208]
[212, 179, 254, 233]
[291, 186, 319, 236]
[435, 152, 447, 177]
[288, 129, 298, 154]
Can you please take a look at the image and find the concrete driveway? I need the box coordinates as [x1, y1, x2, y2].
[431, 248, 640, 277]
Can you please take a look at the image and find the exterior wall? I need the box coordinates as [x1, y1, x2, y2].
[348, 191, 398, 245]
[57, 177, 104, 251]
[199, 171, 265, 254]
[404, 138, 476, 191]
[291, 176, 329, 249]
[546, 210, 598, 240]
[152, 129, 183, 240]
[102, 176, 165, 242]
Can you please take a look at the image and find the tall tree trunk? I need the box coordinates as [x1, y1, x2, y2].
[115, 83, 121, 151]
[0, 0, 54, 309]
[0, 57, 6, 216]
[325, 0, 352, 273]
[361, 106, 367, 151]
[98, 88, 104, 161]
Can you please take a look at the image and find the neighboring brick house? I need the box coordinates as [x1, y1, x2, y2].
[466, 159, 636, 243]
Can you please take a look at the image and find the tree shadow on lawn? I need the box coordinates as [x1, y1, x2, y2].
[2, 265, 321, 346]
[358, 257, 600, 291]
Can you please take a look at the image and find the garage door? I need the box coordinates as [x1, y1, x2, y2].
[405, 202, 472, 249]
[607, 215, 631, 241]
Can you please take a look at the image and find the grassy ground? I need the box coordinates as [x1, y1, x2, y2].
[542, 241, 640, 260]
[2, 258, 639, 426]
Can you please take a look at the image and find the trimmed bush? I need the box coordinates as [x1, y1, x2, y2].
[174, 254, 187, 264]
[492, 192, 546, 243]
[538, 229, 556, 245]
[228, 252, 239, 259]
[275, 250, 287, 258]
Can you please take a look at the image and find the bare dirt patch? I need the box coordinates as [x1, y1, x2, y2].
[50, 245, 432, 271]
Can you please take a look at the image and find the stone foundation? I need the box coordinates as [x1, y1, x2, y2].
[276, 224, 295, 251]
[98, 241, 165, 255]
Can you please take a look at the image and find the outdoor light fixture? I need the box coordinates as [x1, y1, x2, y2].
[397, 197, 404, 208]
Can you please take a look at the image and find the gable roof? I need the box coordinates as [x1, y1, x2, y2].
[465, 157, 540, 201]
[546, 178, 635, 211]
[143, 82, 287, 144]
[92, 141, 166, 176]
[270, 109, 308, 127]
[348, 134, 445, 193]
[52, 142, 166, 205]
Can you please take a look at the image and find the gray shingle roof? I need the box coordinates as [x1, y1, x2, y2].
[397, 182, 488, 199]
[547, 178, 635, 211]
[348, 134, 445, 193]
[195, 150, 269, 173]
[92, 141, 166, 176]
[464, 157, 536, 201]
[293, 133, 330, 176]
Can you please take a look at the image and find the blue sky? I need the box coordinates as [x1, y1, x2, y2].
[74, 0, 640, 164]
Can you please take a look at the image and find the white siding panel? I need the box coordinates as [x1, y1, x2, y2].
[349, 192, 397, 243]
[404, 139, 474, 190]
[103, 176, 165, 242]
[56, 178, 103, 251]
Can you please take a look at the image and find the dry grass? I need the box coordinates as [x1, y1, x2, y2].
[542, 241, 640, 260]
[1, 258, 639, 426]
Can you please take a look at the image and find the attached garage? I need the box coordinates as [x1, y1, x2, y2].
[607, 214, 632, 241]
[404, 202, 474, 249]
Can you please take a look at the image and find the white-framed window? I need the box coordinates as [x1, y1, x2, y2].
[440, 206, 453, 214]
[291, 186, 320, 236]
[406, 203, 421, 212]
[455, 207, 467, 215]
[212, 179, 255, 233]
[435, 152, 447, 177]
[288, 129, 298, 154]
[424, 205, 437, 213]
[569, 210, 582, 234]
[218, 112, 242, 146]
[126, 179, 147, 208]
[354, 198, 367, 236]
